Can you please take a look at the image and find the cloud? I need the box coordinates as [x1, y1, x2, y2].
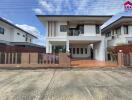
[34, 0, 125, 15]
[16, 24, 45, 46]
[38, 0, 54, 13]
[33, 8, 43, 15]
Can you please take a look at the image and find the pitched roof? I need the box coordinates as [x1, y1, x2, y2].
[0, 17, 37, 38]
[124, 1, 132, 6]
[101, 10, 132, 30]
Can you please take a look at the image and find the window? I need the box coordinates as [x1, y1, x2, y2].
[26, 37, 28, 41]
[124, 25, 128, 34]
[73, 48, 75, 54]
[60, 25, 67, 32]
[96, 25, 100, 34]
[30, 39, 32, 42]
[116, 27, 121, 35]
[78, 25, 84, 34]
[17, 33, 20, 35]
[77, 48, 79, 54]
[0, 27, 4, 34]
[85, 48, 87, 54]
[105, 32, 111, 37]
[81, 48, 83, 54]
[23, 35, 25, 37]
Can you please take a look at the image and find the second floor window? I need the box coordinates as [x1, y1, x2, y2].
[96, 25, 100, 34]
[105, 32, 111, 37]
[124, 25, 128, 34]
[116, 27, 121, 35]
[60, 25, 67, 32]
[23, 35, 25, 37]
[17, 33, 20, 35]
[30, 39, 32, 42]
[78, 25, 84, 34]
[0, 27, 4, 34]
[26, 37, 28, 41]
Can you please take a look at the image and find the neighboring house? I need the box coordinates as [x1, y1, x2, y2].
[37, 15, 111, 61]
[102, 11, 132, 47]
[0, 17, 37, 45]
[0, 17, 45, 52]
[101, 10, 132, 60]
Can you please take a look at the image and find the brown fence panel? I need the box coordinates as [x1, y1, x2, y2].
[0, 52, 21, 64]
[0, 52, 71, 68]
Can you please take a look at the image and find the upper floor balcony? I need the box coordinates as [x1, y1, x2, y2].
[68, 24, 84, 36]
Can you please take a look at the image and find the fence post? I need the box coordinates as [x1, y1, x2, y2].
[59, 53, 70, 67]
[130, 52, 132, 67]
[30, 53, 38, 64]
[21, 53, 30, 64]
[118, 52, 124, 67]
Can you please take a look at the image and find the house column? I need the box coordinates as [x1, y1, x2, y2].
[46, 40, 50, 53]
[49, 43, 52, 53]
[66, 40, 69, 52]
[121, 26, 124, 35]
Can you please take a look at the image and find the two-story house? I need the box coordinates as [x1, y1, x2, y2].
[101, 2, 132, 60]
[37, 15, 111, 61]
[0, 17, 37, 46]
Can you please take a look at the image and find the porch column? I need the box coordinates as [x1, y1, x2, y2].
[49, 43, 52, 53]
[46, 41, 49, 53]
[66, 40, 69, 52]
[121, 26, 124, 35]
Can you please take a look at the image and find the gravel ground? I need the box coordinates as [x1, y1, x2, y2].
[0, 68, 132, 100]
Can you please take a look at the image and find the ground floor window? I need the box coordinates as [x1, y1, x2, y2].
[77, 48, 79, 54]
[52, 45, 66, 53]
[73, 48, 75, 54]
[81, 48, 83, 54]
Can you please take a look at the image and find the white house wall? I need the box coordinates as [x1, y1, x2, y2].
[0, 21, 12, 42]
[13, 29, 26, 42]
[84, 25, 96, 36]
[55, 22, 67, 37]
[94, 40, 105, 61]
[0, 20, 35, 43]
[128, 25, 132, 35]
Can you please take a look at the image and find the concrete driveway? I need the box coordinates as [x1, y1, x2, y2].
[0, 68, 132, 100]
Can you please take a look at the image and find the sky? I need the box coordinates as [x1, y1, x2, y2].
[0, 0, 129, 45]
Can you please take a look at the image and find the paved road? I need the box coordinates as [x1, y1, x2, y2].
[0, 68, 132, 100]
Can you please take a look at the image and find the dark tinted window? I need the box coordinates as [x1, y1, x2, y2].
[17, 33, 20, 35]
[96, 25, 100, 34]
[73, 48, 75, 54]
[124, 25, 128, 34]
[60, 25, 67, 32]
[81, 48, 83, 54]
[0, 27, 4, 34]
[85, 48, 87, 54]
[77, 48, 79, 54]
